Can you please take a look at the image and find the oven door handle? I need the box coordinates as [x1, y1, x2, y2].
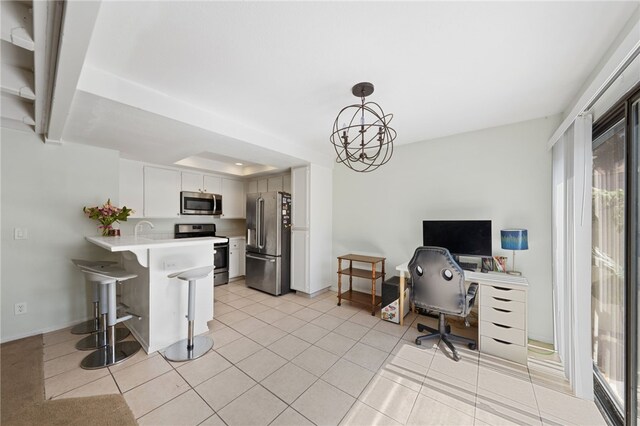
[246, 254, 275, 263]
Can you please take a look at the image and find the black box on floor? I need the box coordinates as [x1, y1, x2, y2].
[381, 276, 411, 323]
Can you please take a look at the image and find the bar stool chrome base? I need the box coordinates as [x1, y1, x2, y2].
[80, 341, 141, 369]
[70, 318, 100, 335]
[163, 335, 213, 362]
[76, 327, 130, 351]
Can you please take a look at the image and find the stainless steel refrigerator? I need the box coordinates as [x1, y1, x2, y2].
[246, 191, 291, 295]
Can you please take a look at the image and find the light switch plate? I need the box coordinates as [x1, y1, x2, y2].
[14, 228, 28, 240]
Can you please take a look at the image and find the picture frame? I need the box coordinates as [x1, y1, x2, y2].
[493, 256, 508, 272]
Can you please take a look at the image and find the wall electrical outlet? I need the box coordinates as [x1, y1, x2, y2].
[14, 302, 27, 315]
[163, 261, 178, 270]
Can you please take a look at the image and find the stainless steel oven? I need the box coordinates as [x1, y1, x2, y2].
[213, 240, 229, 286]
[174, 224, 229, 286]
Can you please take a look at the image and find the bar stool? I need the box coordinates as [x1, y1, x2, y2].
[79, 266, 141, 369]
[70, 259, 116, 335]
[163, 265, 215, 362]
[71, 260, 130, 350]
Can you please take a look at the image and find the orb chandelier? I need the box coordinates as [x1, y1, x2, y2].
[330, 82, 396, 173]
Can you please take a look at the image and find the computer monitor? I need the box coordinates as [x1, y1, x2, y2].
[422, 220, 492, 258]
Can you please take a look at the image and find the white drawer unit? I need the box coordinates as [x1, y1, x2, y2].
[481, 304, 526, 329]
[480, 284, 526, 303]
[476, 274, 528, 365]
[480, 335, 528, 365]
[480, 321, 526, 346]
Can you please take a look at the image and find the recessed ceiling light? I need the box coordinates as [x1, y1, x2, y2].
[235, 162, 243, 166]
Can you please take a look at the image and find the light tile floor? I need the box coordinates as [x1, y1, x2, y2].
[43, 280, 606, 425]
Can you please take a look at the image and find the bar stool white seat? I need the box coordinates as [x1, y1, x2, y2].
[71, 260, 130, 350]
[78, 265, 141, 369]
[163, 265, 215, 362]
[70, 259, 117, 335]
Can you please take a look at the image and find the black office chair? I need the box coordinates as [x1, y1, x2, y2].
[408, 246, 478, 361]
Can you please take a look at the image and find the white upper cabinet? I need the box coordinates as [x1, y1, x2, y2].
[246, 180, 258, 194]
[181, 172, 222, 194]
[181, 172, 203, 192]
[247, 172, 291, 196]
[120, 160, 246, 219]
[119, 159, 144, 218]
[267, 176, 283, 192]
[283, 174, 291, 193]
[221, 178, 245, 218]
[257, 178, 268, 192]
[291, 166, 309, 229]
[203, 175, 222, 194]
[144, 166, 180, 217]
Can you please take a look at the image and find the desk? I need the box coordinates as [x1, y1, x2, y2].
[337, 254, 386, 315]
[395, 261, 529, 364]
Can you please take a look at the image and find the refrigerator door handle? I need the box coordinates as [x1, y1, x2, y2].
[258, 197, 265, 249]
[255, 197, 261, 248]
[246, 254, 275, 263]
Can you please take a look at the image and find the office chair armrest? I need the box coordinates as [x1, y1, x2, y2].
[466, 282, 479, 309]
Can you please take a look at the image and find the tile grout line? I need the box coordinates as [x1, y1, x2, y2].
[44, 286, 445, 424]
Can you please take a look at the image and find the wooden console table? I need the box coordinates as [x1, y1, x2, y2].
[337, 254, 385, 316]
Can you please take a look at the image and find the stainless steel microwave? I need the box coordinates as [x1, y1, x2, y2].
[180, 191, 222, 215]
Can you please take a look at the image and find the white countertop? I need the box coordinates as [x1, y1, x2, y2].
[86, 235, 226, 252]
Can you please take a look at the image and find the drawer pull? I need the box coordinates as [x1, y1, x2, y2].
[492, 286, 512, 291]
[493, 307, 511, 313]
[493, 338, 512, 345]
[492, 322, 511, 329]
[493, 296, 510, 302]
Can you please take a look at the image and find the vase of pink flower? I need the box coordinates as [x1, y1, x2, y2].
[83, 199, 134, 236]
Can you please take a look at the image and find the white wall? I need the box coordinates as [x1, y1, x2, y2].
[332, 115, 561, 343]
[1, 128, 120, 342]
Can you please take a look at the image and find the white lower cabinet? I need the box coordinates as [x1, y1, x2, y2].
[229, 237, 246, 279]
[291, 229, 309, 292]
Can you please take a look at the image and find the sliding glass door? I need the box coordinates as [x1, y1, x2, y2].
[633, 97, 640, 424]
[592, 114, 626, 410]
[592, 85, 640, 425]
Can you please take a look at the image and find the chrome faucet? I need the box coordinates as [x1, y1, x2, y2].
[134, 220, 155, 237]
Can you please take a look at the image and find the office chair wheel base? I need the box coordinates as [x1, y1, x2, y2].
[415, 338, 422, 345]
[417, 324, 425, 332]
[468, 343, 477, 350]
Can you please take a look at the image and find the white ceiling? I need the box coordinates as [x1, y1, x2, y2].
[57, 1, 638, 175]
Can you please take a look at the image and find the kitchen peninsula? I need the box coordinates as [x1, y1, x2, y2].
[86, 235, 225, 353]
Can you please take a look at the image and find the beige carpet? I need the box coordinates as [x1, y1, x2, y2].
[1, 334, 136, 426]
